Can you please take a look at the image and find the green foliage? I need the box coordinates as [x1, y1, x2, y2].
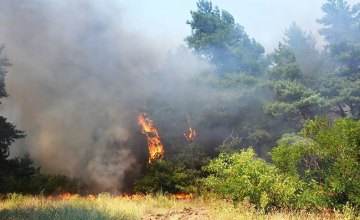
[171, 143, 210, 169]
[313, 1, 360, 119]
[186, 0, 265, 74]
[0, 154, 38, 193]
[314, 0, 360, 120]
[213, 73, 258, 89]
[284, 23, 317, 56]
[202, 117, 360, 211]
[264, 80, 326, 120]
[216, 137, 243, 153]
[197, 71, 276, 151]
[317, 0, 358, 43]
[0, 46, 25, 161]
[201, 148, 299, 209]
[268, 43, 302, 81]
[0, 45, 34, 195]
[317, 0, 360, 76]
[134, 160, 199, 194]
[0, 116, 25, 160]
[270, 117, 360, 209]
[319, 72, 360, 119]
[0, 154, 86, 195]
[265, 43, 329, 122]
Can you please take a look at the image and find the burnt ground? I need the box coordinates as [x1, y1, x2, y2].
[141, 207, 210, 220]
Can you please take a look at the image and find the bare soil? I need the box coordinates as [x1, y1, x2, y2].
[142, 207, 210, 220]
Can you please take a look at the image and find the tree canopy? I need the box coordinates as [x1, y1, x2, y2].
[186, 0, 265, 75]
[317, 0, 360, 76]
[0, 46, 25, 162]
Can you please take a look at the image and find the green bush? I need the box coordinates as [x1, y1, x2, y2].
[0, 154, 86, 195]
[270, 117, 360, 209]
[134, 159, 199, 194]
[201, 148, 299, 209]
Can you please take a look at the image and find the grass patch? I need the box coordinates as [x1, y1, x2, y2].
[0, 193, 356, 220]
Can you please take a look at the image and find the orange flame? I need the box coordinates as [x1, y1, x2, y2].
[173, 193, 193, 199]
[184, 114, 196, 142]
[87, 194, 96, 200]
[58, 193, 79, 200]
[184, 127, 196, 142]
[138, 113, 164, 163]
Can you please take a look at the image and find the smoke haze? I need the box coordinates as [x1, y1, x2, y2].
[1, 0, 347, 193]
[0, 0, 210, 192]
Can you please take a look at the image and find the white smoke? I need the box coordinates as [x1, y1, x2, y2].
[0, 0, 210, 192]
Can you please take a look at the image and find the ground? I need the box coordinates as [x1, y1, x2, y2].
[142, 207, 209, 220]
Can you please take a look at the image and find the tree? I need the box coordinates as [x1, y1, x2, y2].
[317, 0, 360, 76]
[0, 45, 27, 192]
[267, 43, 302, 81]
[316, 0, 360, 119]
[264, 44, 327, 121]
[284, 22, 317, 57]
[0, 45, 10, 100]
[0, 117, 25, 161]
[0, 45, 25, 179]
[0, 45, 84, 195]
[319, 76, 360, 119]
[284, 22, 329, 78]
[0, 46, 25, 162]
[186, 0, 265, 75]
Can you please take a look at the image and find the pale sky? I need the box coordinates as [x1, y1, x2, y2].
[118, 0, 359, 52]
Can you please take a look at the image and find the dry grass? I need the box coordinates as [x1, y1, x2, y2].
[0, 193, 356, 220]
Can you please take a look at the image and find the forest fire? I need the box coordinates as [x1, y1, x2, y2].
[137, 113, 165, 163]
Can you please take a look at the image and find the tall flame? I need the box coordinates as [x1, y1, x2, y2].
[137, 113, 164, 163]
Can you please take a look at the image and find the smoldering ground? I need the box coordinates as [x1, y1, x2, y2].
[0, 0, 212, 192]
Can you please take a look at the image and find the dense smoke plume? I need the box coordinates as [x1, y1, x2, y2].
[0, 0, 210, 192]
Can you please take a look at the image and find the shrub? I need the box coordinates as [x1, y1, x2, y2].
[0, 154, 86, 195]
[201, 148, 299, 209]
[134, 160, 199, 194]
[270, 117, 360, 209]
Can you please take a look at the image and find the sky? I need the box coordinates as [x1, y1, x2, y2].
[118, 0, 359, 52]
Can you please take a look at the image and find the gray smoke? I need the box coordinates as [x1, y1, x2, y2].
[0, 0, 210, 192]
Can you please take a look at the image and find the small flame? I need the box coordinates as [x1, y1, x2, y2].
[58, 193, 79, 200]
[184, 114, 196, 142]
[138, 113, 164, 163]
[119, 194, 146, 200]
[184, 127, 196, 142]
[173, 193, 193, 199]
[87, 194, 96, 200]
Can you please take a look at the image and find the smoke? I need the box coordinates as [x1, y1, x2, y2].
[0, 0, 210, 192]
